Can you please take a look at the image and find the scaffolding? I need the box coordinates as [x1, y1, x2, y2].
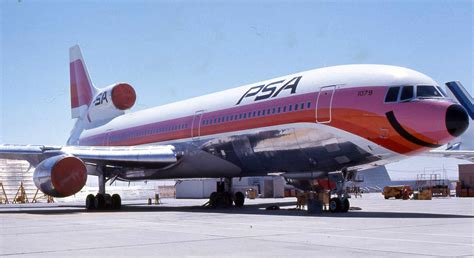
[31, 189, 54, 203]
[12, 181, 29, 204]
[0, 159, 37, 204]
[0, 182, 9, 204]
[415, 173, 450, 197]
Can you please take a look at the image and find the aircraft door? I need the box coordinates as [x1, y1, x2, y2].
[191, 110, 204, 141]
[316, 85, 336, 123]
[103, 130, 112, 146]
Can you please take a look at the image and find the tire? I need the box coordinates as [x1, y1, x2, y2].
[111, 194, 121, 210]
[384, 196, 389, 199]
[209, 192, 218, 208]
[234, 192, 245, 207]
[341, 198, 350, 213]
[94, 194, 106, 210]
[104, 194, 112, 209]
[329, 198, 341, 213]
[86, 194, 95, 210]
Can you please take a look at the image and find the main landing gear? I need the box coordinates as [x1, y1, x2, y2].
[85, 173, 122, 210]
[85, 193, 121, 210]
[207, 178, 245, 208]
[327, 170, 354, 213]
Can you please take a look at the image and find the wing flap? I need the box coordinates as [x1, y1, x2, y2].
[63, 145, 177, 164]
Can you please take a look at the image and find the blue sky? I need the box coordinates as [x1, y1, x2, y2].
[1, 0, 472, 177]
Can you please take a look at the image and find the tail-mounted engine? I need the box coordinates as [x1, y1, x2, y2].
[33, 155, 88, 197]
[87, 83, 136, 123]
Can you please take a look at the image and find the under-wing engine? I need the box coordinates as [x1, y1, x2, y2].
[33, 155, 88, 197]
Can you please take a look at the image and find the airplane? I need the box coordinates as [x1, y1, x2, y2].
[428, 82, 474, 162]
[0, 45, 470, 212]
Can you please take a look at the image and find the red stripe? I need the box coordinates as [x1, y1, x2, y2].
[70, 59, 93, 108]
[79, 86, 454, 155]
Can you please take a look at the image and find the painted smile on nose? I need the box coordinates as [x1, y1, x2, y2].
[385, 111, 441, 148]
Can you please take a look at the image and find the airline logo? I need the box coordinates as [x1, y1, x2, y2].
[94, 91, 109, 106]
[236, 76, 302, 105]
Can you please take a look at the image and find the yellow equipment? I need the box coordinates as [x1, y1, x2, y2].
[383, 185, 413, 200]
[0, 182, 9, 204]
[12, 182, 29, 204]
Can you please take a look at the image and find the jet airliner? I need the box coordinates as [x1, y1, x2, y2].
[0, 45, 470, 212]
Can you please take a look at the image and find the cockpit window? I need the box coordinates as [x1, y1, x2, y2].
[400, 86, 414, 101]
[385, 87, 400, 102]
[417, 85, 442, 98]
[436, 86, 448, 97]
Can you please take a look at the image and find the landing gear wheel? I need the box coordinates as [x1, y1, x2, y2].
[86, 194, 95, 210]
[209, 192, 218, 208]
[222, 192, 233, 207]
[208, 192, 233, 208]
[111, 194, 122, 210]
[329, 198, 341, 213]
[94, 193, 106, 210]
[341, 198, 350, 213]
[104, 194, 112, 209]
[234, 192, 245, 207]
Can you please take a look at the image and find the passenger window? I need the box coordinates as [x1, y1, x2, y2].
[300, 103, 304, 109]
[294, 104, 298, 111]
[283, 106, 287, 112]
[289, 105, 293, 111]
[272, 108, 276, 114]
[257, 110, 261, 116]
[385, 87, 400, 102]
[277, 107, 281, 113]
[400, 86, 414, 101]
[307, 102, 311, 108]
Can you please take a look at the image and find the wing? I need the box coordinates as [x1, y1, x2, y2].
[0, 144, 178, 169]
[428, 149, 474, 162]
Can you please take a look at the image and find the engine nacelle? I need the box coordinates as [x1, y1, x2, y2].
[33, 155, 87, 197]
[87, 83, 136, 123]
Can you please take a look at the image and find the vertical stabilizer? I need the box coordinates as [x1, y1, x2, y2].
[70, 45, 97, 119]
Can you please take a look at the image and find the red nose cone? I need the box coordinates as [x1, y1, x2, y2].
[112, 83, 136, 110]
[446, 104, 469, 137]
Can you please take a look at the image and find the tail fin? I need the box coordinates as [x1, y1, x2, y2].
[69, 45, 97, 119]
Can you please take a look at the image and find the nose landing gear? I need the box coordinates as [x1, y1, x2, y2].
[327, 170, 353, 213]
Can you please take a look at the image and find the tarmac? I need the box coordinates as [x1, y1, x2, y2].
[0, 193, 473, 257]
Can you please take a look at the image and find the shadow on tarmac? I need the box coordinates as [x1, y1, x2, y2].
[1, 200, 473, 219]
